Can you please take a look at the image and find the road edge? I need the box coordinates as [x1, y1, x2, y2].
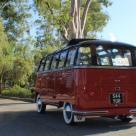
[0, 95, 34, 103]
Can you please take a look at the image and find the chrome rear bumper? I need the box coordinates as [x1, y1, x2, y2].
[73, 108, 136, 116]
[129, 108, 136, 114]
[73, 110, 109, 116]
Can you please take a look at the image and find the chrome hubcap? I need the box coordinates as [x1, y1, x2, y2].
[37, 98, 42, 112]
[63, 103, 73, 124]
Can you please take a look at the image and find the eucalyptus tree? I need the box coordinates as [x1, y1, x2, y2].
[35, 0, 112, 42]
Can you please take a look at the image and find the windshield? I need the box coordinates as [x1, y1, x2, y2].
[96, 45, 132, 67]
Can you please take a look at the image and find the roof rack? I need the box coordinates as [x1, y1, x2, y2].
[67, 38, 96, 46]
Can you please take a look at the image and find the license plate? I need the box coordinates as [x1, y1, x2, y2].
[110, 92, 123, 104]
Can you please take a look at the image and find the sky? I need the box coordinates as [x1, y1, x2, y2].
[100, 0, 136, 46]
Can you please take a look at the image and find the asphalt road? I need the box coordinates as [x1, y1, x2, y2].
[0, 98, 136, 136]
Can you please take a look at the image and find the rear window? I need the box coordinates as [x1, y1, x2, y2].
[96, 45, 132, 66]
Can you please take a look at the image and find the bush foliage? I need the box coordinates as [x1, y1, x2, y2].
[1, 85, 33, 98]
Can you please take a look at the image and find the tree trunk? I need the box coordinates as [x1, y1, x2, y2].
[81, 0, 92, 37]
[70, 0, 77, 39]
[69, 0, 92, 39]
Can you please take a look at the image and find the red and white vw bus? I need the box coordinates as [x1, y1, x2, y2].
[35, 39, 136, 124]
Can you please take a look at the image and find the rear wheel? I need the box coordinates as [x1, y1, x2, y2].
[118, 115, 132, 123]
[63, 103, 74, 125]
[36, 95, 46, 113]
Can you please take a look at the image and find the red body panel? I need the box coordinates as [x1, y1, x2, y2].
[35, 69, 75, 103]
[35, 67, 136, 116]
[74, 68, 136, 110]
[53, 69, 75, 101]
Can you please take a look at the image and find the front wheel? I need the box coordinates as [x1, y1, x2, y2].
[36, 95, 46, 113]
[63, 103, 74, 125]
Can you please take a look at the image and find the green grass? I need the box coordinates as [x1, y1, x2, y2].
[1, 85, 33, 98]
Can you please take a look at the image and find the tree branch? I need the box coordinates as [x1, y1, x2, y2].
[81, 0, 92, 37]
[0, 1, 10, 11]
[61, 27, 69, 42]
[70, 0, 75, 17]
[77, 0, 81, 38]
[69, 0, 78, 39]
[45, 1, 53, 15]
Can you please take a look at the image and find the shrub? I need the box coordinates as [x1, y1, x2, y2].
[1, 85, 33, 98]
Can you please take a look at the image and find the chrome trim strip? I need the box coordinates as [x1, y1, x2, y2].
[73, 66, 136, 70]
[72, 110, 109, 115]
[38, 66, 136, 74]
[129, 109, 136, 113]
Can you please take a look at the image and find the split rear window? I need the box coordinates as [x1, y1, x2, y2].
[96, 46, 132, 66]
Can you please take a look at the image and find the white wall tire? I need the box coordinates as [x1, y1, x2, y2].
[36, 95, 46, 113]
[63, 103, 74, 125]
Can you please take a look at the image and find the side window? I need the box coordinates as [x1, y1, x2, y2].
[44, 55, 52, 71]
[58, 50, 68, 68]
[38, 58, 46, 72]
[66, 48, 76, 67]
[50, 53, 60, 70]
[96, 46, 110, 66]
[76, 46, 92, 66]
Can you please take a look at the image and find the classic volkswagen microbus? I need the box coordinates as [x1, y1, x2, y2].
[35, 39, 136, 124]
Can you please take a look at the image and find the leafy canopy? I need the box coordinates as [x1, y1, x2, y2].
[35, 0, 112, 41]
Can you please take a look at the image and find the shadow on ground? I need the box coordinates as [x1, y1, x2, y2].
[0, 105, 136, 136]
